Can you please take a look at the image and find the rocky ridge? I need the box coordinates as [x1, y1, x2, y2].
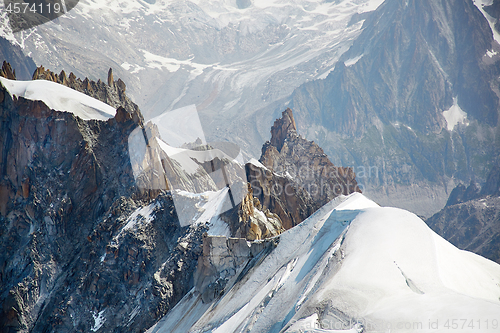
[426, 165, 500, 264]
[246, 108, 361, 230]
[0, 64, 207, 332]
[1, 63, 363, 332]
[0, 62, 293, 332]
[31, 66, 139, 117]
[287, 0, 500, 216]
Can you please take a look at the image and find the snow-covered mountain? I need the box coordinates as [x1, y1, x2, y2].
[2, 0, 499, 217]
[2, 60, 500, 332]
[2, 0, 500, 331]
[0, 0, 384, 153]
[148, 192, 500, 333]
[0, 77, 116, 119]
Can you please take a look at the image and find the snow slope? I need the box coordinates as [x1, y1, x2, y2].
[148, 192, 500, 333]
[0, 77, 116, 120]
[172, 188, 232, 233]
[152, 137, 246, 227]
[442, 97, 468, 131]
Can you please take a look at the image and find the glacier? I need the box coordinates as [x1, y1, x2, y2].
[0, 0, 385, 155]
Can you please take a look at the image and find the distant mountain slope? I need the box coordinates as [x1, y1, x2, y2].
[426, 165, 500, 264]
[0, 0, 384, 156]
[287, 0, 500, 216]
[4, 0, 499, 217]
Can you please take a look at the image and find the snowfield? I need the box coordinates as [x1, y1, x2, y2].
[0, 77, 116, 120]
[148, 193, 500, 333]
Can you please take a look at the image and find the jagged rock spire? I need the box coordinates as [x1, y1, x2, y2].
[270, 108, 297, 152]
[0, 61, 16, 80]
[107, 68, 114, 86]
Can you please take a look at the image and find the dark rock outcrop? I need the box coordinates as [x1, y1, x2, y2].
[445, 181, 480, 206]
[0, 68, 205, 332]
[426, 166, 500, 264]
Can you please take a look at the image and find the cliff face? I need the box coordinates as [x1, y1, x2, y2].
[0, 63, 295, 332]
[0, 69, 206, 332]
[247, 108, 361, 229]
[245, 162, 318, 230]
[426, 166, 500, 264]
[220, 183, 285, 240]
[288, 0, 500, 216]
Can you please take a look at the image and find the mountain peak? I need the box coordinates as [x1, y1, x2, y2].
[0, 61, 16, 80]
[270, 108, 297, 152]
[258, 108, 361, 224]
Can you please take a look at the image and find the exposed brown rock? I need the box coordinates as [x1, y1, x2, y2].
[107, 68, 114, 86]
[270, 107, 297, 151]
[246, 108, 361, 229]
[246, 162, 317, 230]
[58, 70, 68, 86]
[114, 106, 132, 123]
[260, 108, 360, 203]
[0, 61, 16, 80]
[21, 177, 29, 198]
[237, 183, 284, 240]
[117, 78, 126, 93]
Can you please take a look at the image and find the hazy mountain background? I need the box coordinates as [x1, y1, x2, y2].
[1, 0, 499, 216]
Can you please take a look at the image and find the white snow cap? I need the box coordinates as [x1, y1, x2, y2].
[148, 192, 500, 333]
[0, 77, 116, 120]
[443, 97, 468, 131]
